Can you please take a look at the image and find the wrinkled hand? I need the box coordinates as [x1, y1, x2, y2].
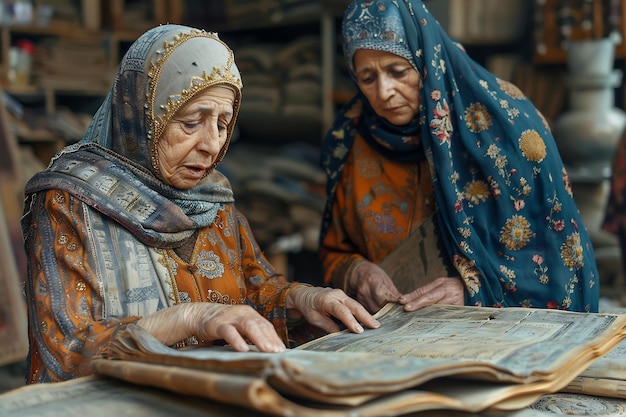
[350, 261, 403, 313]
[137, 303, 286, 353]
[398, 277, 465, 311]
[286, 285, 380, 334]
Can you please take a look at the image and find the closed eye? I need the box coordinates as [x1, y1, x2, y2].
[183, 122, 201, 129]
[392, 69, 409, 78]
[358, 74, 376, 85]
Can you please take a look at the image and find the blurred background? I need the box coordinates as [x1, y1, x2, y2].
[0, 0, 625, 391]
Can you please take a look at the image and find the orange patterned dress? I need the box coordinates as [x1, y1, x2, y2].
[23, 188, 294, 383]
[321, 134, 436, 290]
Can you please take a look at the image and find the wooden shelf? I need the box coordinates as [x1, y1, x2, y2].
[533, 0, 626, 64]
[1, 22, 99, 38]
[0, 0, 179, 165]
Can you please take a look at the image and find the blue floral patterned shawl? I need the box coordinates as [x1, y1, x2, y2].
[23, 25, 242, 248]
[321, 0, 599, 311]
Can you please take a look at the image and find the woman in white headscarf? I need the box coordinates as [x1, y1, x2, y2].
[22, 24, 378, 384]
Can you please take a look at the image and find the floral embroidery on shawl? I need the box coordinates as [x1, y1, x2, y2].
[321, 0, 598, 312]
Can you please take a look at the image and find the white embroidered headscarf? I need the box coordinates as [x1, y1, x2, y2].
[24, 25, 243, 248]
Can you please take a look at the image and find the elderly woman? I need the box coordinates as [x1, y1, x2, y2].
[21, 24, 379, 384]
[320, 0, 599, 313]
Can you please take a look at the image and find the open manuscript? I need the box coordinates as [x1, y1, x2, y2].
[559, 305, 626, 400]
[92, 303, 626, 417]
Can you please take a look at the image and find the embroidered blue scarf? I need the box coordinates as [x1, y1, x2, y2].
[321, 0, 599, 312]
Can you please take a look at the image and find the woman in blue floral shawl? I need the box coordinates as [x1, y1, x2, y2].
[320, 0, 599, 313]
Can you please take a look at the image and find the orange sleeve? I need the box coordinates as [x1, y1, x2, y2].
[233, 208, 291, 343]
[24, 190, 140, 383]
[319, 137, 435, 293]
[319, 178, 366, 292]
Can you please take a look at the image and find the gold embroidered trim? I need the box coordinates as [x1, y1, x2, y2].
[146, 29, 242, 174]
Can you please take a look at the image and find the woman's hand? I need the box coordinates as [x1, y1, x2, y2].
[398, 277, 465, 311]
[350, 261, 403, 313]
[137, 303, 287, 353]
[286, 285, 380, 334]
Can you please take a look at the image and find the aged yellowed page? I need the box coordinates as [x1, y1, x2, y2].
[378, 216, 452, 293]
[92, 304, 626, 417]
[299, 304, 626, 384]
[559, 336, 626, 399]
[573, 337, 626, 380]
[562, 375, 626, 399]
[5, 373, 626, 417]
[0, 374, 262, 417]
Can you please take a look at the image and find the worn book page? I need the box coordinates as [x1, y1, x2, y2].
[93, 304, 626, 416]
[5, 373, 626, 417]
[95, 324, 501, 405]
[93, 358, 493, 417]
[379, 215, 452, 293]
[8, 372, 570, 417]
[299, 304, 626, 383]
[562, 375, 626, 399]
[91, 356, 568, 417]
[559, 337, 626, 399]
[0, 374, 268, 417]
[573, 337, 626, 380]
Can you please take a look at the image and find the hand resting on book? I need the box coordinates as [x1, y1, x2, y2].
[397, 276, 465, 312]
[350, 261, 464, 313]
[137, 286, 380, 353]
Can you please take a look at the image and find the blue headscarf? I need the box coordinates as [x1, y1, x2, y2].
[321, 0, 599, 312]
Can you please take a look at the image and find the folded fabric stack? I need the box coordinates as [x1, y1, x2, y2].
[225, 0, 322, 26]
[32, 37, 112, 92]
[219, 141, 325, 255]
[275, 35, 322, 120]
[234, 45, 282, 116]
[234, 34, 322, 141]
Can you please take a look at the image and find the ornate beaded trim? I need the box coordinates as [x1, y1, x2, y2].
[146, 29, 242, 174]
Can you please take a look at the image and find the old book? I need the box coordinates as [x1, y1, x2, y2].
[560, 328, 626, 399]
[3, 374, 626, 417]
[92, 303, 626, 417]
[379, 215, 453, 294]
[0, 374, 267, 417]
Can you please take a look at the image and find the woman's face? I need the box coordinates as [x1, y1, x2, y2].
[353, 49, 421, 125]
[157, 86, 235, 189]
